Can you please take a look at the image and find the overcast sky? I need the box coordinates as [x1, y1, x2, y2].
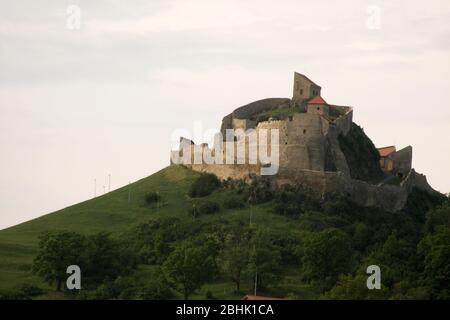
[1, 0, 449, 230]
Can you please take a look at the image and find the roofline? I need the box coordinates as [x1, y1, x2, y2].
[377, 145, 396, 150]
[307, 95, 327, 105]
[294, 72, 321, 88]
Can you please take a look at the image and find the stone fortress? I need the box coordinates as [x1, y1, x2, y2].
[172, 72, 437, 212]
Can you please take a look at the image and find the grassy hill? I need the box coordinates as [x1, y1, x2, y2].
[0, 165, 315, 299]
[0, 166, 195, 291]
[1, 164, 447, 300]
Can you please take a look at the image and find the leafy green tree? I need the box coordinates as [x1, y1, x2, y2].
[162, 241, 215, 299]
[188, 200, 220, 217]
[323, 274, 389, 300]
[425, 200, 450, 233]
[83, 232, 137, 286]
[221, 233, 251, 293]
[272, 184, 320, 216]
[364, 231, 421, 290]
[418, 227, 450, 299]
[139, 269, 174, 300]
[302, 228, 352, 287]
[125, 217, 198, 264]
[188, 173, 221, 198]
[32, 231, 86, 291]
[247, 230, 282, 290]
[144, 191, 161, 205]
[351, 222, 371, 251]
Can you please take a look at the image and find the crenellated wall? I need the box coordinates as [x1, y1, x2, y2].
[171, 72, 437, 212]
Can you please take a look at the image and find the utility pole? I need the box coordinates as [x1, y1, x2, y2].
[254, 270, 258, 296]
[94, 179, 97, 198]
[128, 182, 131, 204]
[249, 189, 255, 227]
[108, 174, 111, 192]
[250, 203, 253, 227]
[156, 191, 160, 214]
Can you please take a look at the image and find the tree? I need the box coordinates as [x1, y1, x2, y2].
[324, 274, 389, 300]
[32, 231, 86, 291]
[188, 173, 221, 198]
[302, 228, 352, 287]
[125, 217, 193, 264]
[418, 227, 450, 299]
[139, 269, 173, 300]
[425, 200, 450, 233]
[162, 241, 215, 299]
[222, 238, 250, 293]
[247, 230, 282, 290]
[272, 184, 320, 216]
[83, 232, 137, 286]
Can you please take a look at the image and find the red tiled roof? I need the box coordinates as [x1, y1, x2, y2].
[241, 295, 286, 300]
[377, 146, 396, 157]
[307, 96, 327, 105]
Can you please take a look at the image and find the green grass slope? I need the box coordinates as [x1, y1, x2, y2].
[0, 165, 303, 296]
[0, 165, 201, 291]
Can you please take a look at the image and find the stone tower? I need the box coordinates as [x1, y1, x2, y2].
[292, 72, 322, 102]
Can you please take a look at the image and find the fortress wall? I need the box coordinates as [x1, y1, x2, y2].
[191, 163, 260, 181]
[276, 169, 408, 212]
[350, 179, 408, 212]
[401, 169, 437, 194]
[220, 114, 233, 136]
[282, 113, 328, 171]
[334, 107, 353, 136]
[232, 118, 248, 130]
[391, 146, 413, 176]
[256, 120, 288, 166]
[326, 126, 351, 176]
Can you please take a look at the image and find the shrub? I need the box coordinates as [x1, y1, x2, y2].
[18, 284, 45, 297]
[90, 276, 138, 300]
[302, 228, 352, 288]
[139, 274, 174, 300]
[163, 241, 216, 299]
[188, 173, 221, 198]
[247, 176, 274, 204]
[223, 194, 246, 209]
[145, 192, 161, 205]
[188, 200, 220, 217]
[0, 290, 31, 300]
[272, 184, 320, 216]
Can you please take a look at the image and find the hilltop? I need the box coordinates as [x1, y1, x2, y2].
[0, 166, 199, 291]
[172, 72, 437, 213]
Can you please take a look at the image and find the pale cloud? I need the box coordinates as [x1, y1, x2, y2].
[87, 0, 260, 34]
